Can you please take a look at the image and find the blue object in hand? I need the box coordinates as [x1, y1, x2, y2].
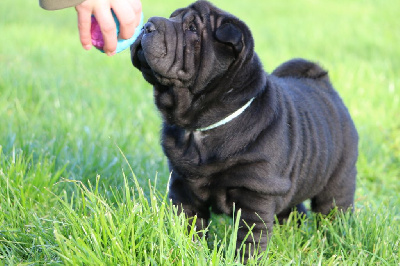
[91, 10, 143, 53]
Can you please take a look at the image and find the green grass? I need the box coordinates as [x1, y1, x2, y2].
[1, 0, 399, 264]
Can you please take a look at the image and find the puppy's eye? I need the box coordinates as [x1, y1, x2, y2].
[188, 22, 197, 32]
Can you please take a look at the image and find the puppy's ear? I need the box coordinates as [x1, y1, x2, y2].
[170, 8, 185, 18]
[215, 23, 243, 54]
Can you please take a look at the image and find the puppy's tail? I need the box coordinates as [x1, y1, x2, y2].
[272, 58, 329, 81]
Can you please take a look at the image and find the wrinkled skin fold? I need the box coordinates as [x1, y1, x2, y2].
[131, 0, 358, 260]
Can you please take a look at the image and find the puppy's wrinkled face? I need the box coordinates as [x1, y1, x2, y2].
[131, 0, 248, 92]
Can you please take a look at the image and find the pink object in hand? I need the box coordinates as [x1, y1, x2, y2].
[89, 11, 143, 53]
[91, 16, 104, 50]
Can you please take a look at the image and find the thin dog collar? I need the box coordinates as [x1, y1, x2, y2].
[196, 97, 255, 132]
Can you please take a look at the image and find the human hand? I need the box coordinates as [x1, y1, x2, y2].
[75, 0, 142, 56]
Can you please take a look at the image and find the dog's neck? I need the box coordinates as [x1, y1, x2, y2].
[155, 52, 266, 131]
[195, 97, 255, 132]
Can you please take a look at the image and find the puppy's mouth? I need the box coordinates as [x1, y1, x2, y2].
[135, 43, 147, 68]
[131, 32, 157, 79]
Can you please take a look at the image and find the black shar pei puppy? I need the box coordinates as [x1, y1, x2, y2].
[130, 0, 358, 258]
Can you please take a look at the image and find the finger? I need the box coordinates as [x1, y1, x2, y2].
[111, 1, 136, 40]
[94, 5, 118, 55]
[130, 0, 143, 27]
[131, 0, 143, 16]
[76, 5, 93, 50]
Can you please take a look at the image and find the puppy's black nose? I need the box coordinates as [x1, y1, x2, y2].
[144, 22, 156, 34]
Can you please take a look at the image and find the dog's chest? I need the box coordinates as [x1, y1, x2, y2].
[163, 127, 223, 170]
[181, 130, 209, 163]
[164, 127, 241, 210]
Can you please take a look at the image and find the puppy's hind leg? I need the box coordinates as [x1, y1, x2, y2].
[311, 164, 357, 216]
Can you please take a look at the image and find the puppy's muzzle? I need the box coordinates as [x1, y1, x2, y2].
[144, 22, 156, 34]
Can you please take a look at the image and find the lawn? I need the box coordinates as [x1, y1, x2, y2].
[0, 0, 399, 264]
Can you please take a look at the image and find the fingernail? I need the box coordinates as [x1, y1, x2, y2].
[84, 44, 92, 50]
[106, 51, 116, 56]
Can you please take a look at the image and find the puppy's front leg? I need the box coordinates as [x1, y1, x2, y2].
[228, 188, 276, 259]
[168, 173, 210, 235]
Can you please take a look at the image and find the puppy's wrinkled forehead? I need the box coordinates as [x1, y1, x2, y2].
[169, 0, 228, 30]
[169, 1, 210, 19]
